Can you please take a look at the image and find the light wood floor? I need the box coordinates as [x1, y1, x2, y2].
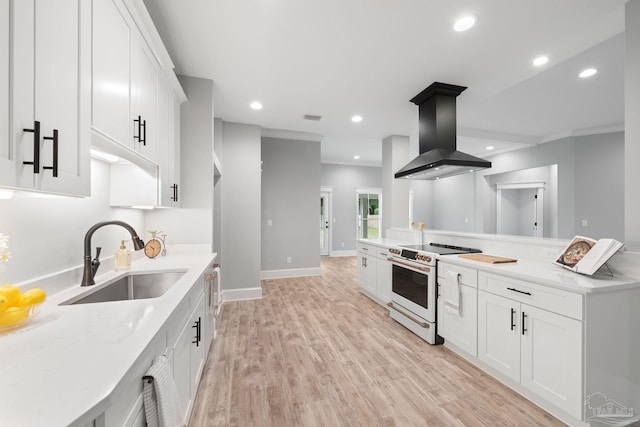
[190, 257, 565, 426]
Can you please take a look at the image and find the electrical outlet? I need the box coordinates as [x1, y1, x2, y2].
[267, 219, 273, 226]
[544, 248, 559, 259]
[341, 242, 345, 247]
[286, 256, 292, 264]
[581, 219, 588, 227]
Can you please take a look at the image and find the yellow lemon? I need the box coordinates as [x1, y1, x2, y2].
[0, 295, 7, 312]
[0, 306, 28, 327]
[0, 284, 21, 307]
[18, 288, 47, 307]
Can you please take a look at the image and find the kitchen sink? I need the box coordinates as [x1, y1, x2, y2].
[61, 271, 186, 305]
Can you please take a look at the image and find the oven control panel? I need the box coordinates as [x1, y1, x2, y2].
[416, 254, 432, 263]
[389, 248, 401, 255]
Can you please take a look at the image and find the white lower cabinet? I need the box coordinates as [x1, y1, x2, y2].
[475, 272, 583, 420]
[357, 242, 392, 304]
[375, 249, 391, 303]
[437, 262, 478, 356]
[171, 283, 206, 423]
[356, 243, 376, 295]
[98, 274, 208, 427]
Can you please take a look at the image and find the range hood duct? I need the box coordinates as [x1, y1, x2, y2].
[395, 82, 491, 180]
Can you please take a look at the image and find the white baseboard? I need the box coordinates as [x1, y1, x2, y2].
[222, 287, 262, 302]
[329, 250, 357, 257]
[260, 267, 322, 280]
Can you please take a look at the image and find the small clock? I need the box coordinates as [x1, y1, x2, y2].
[145, 231, 163, 259]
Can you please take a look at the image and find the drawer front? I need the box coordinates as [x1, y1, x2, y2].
[357, 243, 373, 254]
[478, 272, 583, 320]
[438, 261, 478, 288]
[375, 247, 390, 260]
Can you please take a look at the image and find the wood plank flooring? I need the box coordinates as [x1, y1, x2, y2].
[190, 256, 565, 426]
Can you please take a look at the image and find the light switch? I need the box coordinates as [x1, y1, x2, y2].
[581, 219, 588, 227]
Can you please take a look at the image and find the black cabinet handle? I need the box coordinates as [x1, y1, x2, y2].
[522, 312, 527, 335]
[510, 308, 516, 331]
[23, 121, 40, 173]
[42, 129, 58, 177]
[507, 287, 532, 296]
[141, 119, 146, 146]
[134, 115, 142, 143]
[192, 318, 200, 346]
[170, 184, 178, 202]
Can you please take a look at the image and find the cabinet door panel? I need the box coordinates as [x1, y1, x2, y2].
[521, 304, 582, 419]
[440, 284, 477, 356]
[35, 0, 88, 194]
[130, 37, 158, 161]
[478, 291, 520, 382]
[376, 256, 391, 303]
[92, 0, 131, 146]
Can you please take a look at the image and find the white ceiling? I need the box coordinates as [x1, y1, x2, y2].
[144, 0, 627, 166]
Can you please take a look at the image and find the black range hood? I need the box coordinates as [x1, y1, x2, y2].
[395, 82, 491, 180]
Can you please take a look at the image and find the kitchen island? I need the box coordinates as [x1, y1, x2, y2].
[0, 248, 216, 427]
[360, 236, 640, 426]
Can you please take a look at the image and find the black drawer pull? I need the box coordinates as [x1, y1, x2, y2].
[42, 129, 58, 177]
[134, 115, 142, 142]
[23, 121, 40, 173]
[507, 287, 532, 296]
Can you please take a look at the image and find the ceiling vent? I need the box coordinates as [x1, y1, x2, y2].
[303, 114, 322, 121]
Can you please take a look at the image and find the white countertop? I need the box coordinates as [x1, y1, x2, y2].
[437, 254, 640, 294]
[359, 238, 640, 294]
[0, 250, 216, 427]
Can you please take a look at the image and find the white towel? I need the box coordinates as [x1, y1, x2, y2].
[443, 271, 461, 316]
[143, 355, 186, 427]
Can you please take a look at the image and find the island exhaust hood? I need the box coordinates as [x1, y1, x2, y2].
[395, 82, 491, 180]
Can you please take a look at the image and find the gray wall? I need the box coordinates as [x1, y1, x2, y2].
[146, 75, 214, 246]
[381, 135, 410, 232]
[411, 132, 623, 240]
[321, 163, 382, 252]
[213, 118, 223, 256]
[261, 137, 321, 271]
[221, 122, 262, 290]
[574, 132, 624, 241]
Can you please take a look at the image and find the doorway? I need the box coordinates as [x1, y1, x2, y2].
[496, 183, 544, 237]
[320, 189, 332, 256]
[356, 188, 382, 239]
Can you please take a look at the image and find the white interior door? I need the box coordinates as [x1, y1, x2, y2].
[320, 190, 330, 256]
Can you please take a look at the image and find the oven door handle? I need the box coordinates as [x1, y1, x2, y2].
[387, 257, 431, 272]
[387, 302, 430, 328]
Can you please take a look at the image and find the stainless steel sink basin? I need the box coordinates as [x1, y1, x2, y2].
[61, 271, 186, 305]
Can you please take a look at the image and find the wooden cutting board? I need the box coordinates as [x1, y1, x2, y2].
[458, 253, 518, 264]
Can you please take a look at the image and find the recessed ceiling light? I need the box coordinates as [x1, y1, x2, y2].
[353, 155, 360, 160]
[453, 15, 477, 32]
[579, 68, 597, 78]
[250, 101, 263, 110]
[533, 56, 548, 67]
[486, 146, 494, 150]
[351, 115, 363, 123]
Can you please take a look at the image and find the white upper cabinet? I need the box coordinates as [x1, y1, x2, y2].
[157, 75, 181, 207]
[3, 0, 90, 196]
[92, 0, 131, 147]
[130, 35, 158, 162]
[92, 0, 160, 163]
